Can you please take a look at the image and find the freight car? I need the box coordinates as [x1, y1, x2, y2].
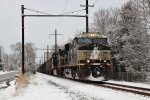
[38, 32, 113, 81]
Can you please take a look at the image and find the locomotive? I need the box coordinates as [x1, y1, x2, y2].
[38, 32, 112, 81]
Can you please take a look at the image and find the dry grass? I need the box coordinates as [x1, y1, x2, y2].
[13, 73, 30, 96]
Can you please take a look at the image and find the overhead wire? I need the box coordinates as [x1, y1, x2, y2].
[24, 7, 85, 15]
[93, 0, 98, 6]
[70, 0, 99, 34]
[70, 18, 85, 34]
[24, 8, 51, 15]
[56, 0, 69, 29]
[69, 0, 86, 35]
[61, 8, 86, 15]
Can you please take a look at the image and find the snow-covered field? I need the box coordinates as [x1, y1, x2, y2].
[0, 72, 150, 100]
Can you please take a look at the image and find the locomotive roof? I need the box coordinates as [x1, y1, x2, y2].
[76, 32, 107, 38]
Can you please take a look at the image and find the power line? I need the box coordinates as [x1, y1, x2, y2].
[25, 8, 51, 15]
[25, 7, 85, 16]
[56, 0, 69, 29]
[63, 0, 69, 13]
[62, 9, 86, 15]
[70, 18, 85, 34]
[93, 0, 98, 6]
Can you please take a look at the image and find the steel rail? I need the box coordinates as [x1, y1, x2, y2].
[39, 73, 150, 97]
[89, 81, 150, 97]
[103, 82, 150, 92]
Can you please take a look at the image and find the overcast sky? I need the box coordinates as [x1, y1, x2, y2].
[0, 0, 129, 61]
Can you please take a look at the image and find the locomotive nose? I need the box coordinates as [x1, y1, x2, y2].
[92, 67, 103, 77]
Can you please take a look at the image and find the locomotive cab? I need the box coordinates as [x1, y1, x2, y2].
[71, 32, 112, 81]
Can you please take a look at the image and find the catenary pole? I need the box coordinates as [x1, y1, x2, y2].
[21, 5, 25, 74]
[86, 0, 89, 33]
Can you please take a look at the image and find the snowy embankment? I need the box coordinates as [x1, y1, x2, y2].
[0, 72, 150, 100]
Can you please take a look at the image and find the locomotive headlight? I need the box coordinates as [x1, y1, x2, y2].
[87, 59, 90, 63]
[90, 34, 96, 37]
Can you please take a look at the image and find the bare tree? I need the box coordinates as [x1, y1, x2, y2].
[10, 42, 36, 72]
[92, 9, 110, 34]
[91, 8, 120, 37]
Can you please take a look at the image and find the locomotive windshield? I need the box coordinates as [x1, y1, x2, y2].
[78, 38, 92, 43]
[77, 38, 109, 50]
[78, 38, 107, 45]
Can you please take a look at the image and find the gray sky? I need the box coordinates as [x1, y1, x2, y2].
[0, 0, 129, 61]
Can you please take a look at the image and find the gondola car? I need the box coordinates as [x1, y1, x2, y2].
[38, 32, 113, 81]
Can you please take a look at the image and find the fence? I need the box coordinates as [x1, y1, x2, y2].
[107, 71, 150, 82]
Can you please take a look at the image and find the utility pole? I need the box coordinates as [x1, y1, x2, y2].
[86, 0, 89, 33]
[21, 5, 25, 74]
[47, 45, 49, 61]
[49, 29, 62, 54]
[55, 30, 57, 53]
[0, 47, 2, 70]
[80, 0, 94, 33]
[36, 47, 54, 62]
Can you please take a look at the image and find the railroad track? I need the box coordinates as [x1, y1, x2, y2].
[41, 73, 150, 97]
[87, 81, 150, 97]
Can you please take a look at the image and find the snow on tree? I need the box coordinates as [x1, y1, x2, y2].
[91, 8, 121, 53]
[91, 8, 122, 72]
[0, 45, 3, 70]
[0, 46, 15, 71]
[10, 42, 36, 73]
[118, 1, 149, 72]
[91, 0, 150, 72]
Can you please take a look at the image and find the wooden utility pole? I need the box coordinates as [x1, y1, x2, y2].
[86, 0, 89, 33]
[49, 29, 62, 54]
[47, 45, 49, 61]
[21, 5, 25, 74]
[80, 0, 94, 33]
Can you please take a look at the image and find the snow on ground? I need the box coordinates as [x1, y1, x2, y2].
[0, 70, 18, 75]
[0, 72, 150, 100]
[0, 80, 16, 99]
[0, 71, 9, 75]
